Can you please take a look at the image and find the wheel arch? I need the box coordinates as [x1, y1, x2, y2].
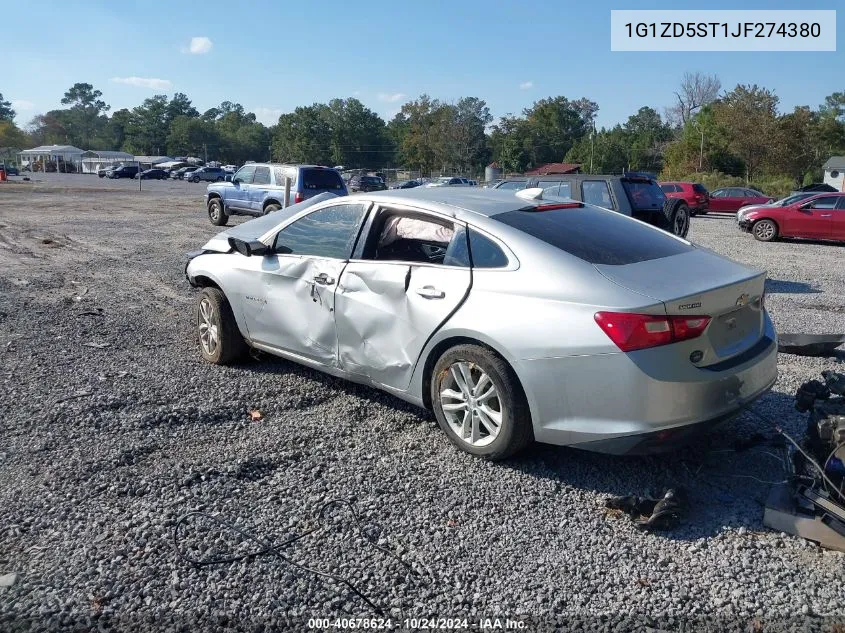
[262, 198, 283, 212]
[416, 333, 526, 412]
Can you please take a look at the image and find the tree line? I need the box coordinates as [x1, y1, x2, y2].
[2, 76, 844, 191]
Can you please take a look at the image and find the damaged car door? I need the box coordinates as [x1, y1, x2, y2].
[242, 203, 368, 364]
[335, 207, 471, 390]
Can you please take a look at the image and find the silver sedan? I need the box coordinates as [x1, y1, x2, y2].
[185, 187, 777, 459]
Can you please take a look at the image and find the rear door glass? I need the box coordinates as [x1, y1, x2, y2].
[582, 180, 614, 209]
[302, 168, 345, 190]
[253, 166, 271, 185]
[494, 207, 692, 265]
[622, 180, 665, 210]
[274, 204, 367, 258]
[496, 181, 526, 191]
[537, 181, 560, 196]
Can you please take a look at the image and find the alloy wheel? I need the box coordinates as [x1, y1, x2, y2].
[198, 298, 219, 355]
[754, 221, 775, 241]
[440, 361, 503, 447]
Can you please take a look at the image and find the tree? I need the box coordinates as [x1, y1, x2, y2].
[124, 95, 169, 154]
[397, 95, 442, 175]
[0, 93, 15, 121]
[0, 120, 29, 149]
[167, 116, 217, 157]
[166, 93, 199, 125]
[53, 83, 112, 148]
[272, 105, 332, 165]
[26, 113, 68, 146]
[712, 84, 779, 181]
[61, 83, 109, 112]
[666, 72, 721, 127]
[520, 96, 597, 166]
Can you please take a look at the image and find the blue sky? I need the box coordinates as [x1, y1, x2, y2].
[4, 0, 842, 129]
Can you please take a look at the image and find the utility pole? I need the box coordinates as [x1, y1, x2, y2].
[693, 120, 704, 172]
[589, 124, 595, 174]
[203, 143, 208, 164]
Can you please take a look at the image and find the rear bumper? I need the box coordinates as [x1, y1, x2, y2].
[516, 318, 778, 454]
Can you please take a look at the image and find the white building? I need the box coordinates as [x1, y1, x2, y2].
[18, 145, 84, 172]
[823, 156, 845, 191]
[80, 150, 135, 174]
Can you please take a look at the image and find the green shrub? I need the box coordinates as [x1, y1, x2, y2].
[662, 170, 798, 198]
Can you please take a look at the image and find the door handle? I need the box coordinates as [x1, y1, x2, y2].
[821, 214, 832, 217]
[415, 285, 445, 299]
[313, 273, 335, 285]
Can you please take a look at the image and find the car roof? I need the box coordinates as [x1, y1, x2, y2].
[359, 187, 549, 219]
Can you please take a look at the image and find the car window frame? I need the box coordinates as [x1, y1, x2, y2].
[803, 196, 839, 210]
[269, 202, 370, 260]
[835, 197, 845, 210]
[252, 165, 271, 186]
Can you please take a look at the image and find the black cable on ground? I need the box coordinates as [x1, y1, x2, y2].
[172, 498, 429, 615]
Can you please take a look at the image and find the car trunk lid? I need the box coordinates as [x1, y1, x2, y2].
[594, 249, 766, 364]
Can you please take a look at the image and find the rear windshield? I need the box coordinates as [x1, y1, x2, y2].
[692, 184, 708, 194]
[493, 206, 693, 266]
[302, 168, 345, 190]
[622, 179, 665, 210]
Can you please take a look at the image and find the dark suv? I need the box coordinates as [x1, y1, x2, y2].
[495, 173, 689, 237]
[348, 174, 387, 192]
[106, 165, 140, 179]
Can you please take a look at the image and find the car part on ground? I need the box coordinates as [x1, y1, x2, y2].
[762, 370, 845, 552]
[186, 187, 777, 459]
[777, 333, 845, 357]
[605, 488, 687, 531]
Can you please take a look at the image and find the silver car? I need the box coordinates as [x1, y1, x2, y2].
[185, 188, 778, 459]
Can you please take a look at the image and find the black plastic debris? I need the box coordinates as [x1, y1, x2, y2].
[606, 488, 687, 531]
[778, 333, 845, 357]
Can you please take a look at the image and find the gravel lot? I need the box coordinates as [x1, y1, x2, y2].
[1, 175, 844, 631]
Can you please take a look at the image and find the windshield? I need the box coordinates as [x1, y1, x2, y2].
[302, 168, 345, 190]
[692, 184, 708, 194]
[622, 179, 666, 210]
[779, 193, 813, 206]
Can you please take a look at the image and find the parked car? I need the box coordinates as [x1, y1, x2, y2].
[491, 179, 528, 191]
[97, 164, 122, 177]
[426, 177, 471, 187]
[1, 164, 20, 176]
[136, 168, 169, 180]
[659, 181, 710, 216]
[106, 165, 140, 179]
[735, 192, 817, 223]
[709, 187, 774, 212]
[205, 163, 348, 225]
[171, 166, 200, 180]
[738, 193, 845, 243]
[496, 173, 690, 237]
[348, 174, 387, 192]
[189, 166, 226, 183]
[185, 187, 777, 459]
[390, 180, 423, 189]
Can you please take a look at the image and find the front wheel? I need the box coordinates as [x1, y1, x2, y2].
[196, 287, 248, 365]
[431, 344, 533, 460]
[208, 198, 227, 226]
[753, 219, 778, 242]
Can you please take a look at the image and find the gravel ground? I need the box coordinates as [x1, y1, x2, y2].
[1, 176, 844, 632]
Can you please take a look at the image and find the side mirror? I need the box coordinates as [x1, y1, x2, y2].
[228, 237, 270, 257]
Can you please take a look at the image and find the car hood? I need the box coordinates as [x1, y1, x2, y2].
[736, 203, 775, 219]
[200, 192, 339, 253]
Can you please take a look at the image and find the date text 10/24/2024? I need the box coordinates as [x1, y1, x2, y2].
[307, 617, 526, 630]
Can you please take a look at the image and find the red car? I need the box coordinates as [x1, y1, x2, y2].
[709, 187, 774, 212]
[738, 193, 845, 242]
[659, 181, 710, 215]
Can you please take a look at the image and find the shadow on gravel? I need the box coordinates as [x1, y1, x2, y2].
[497, 389, 802, 541]
[766, 278, 822, 294]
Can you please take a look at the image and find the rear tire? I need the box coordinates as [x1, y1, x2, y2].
[196, 287, 248, 365]
[431, 344, 533, 460]
[208, 198, 227, 226]
[660, 199, 690, 238]
[752, 219, 778, 242]
[263, 203, 281, 215]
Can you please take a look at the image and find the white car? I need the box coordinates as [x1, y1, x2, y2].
[426, 177, 472, 188]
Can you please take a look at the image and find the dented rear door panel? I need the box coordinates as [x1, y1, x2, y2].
[335, 262, 471, 390]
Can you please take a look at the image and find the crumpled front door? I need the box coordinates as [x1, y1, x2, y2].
[244, 254, 346, 365]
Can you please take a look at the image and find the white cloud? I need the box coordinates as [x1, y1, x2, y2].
[11, 99, 34, 111]
[186, 36, 213, 54]
[377, 92, 406, 103]
[254, 107, 283, 125]
[111, 76, 173, 90]
[519, 81, 533, 90]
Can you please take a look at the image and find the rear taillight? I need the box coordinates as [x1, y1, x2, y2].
[594, 312, 711, 352]
[294, 192, 304, 204]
